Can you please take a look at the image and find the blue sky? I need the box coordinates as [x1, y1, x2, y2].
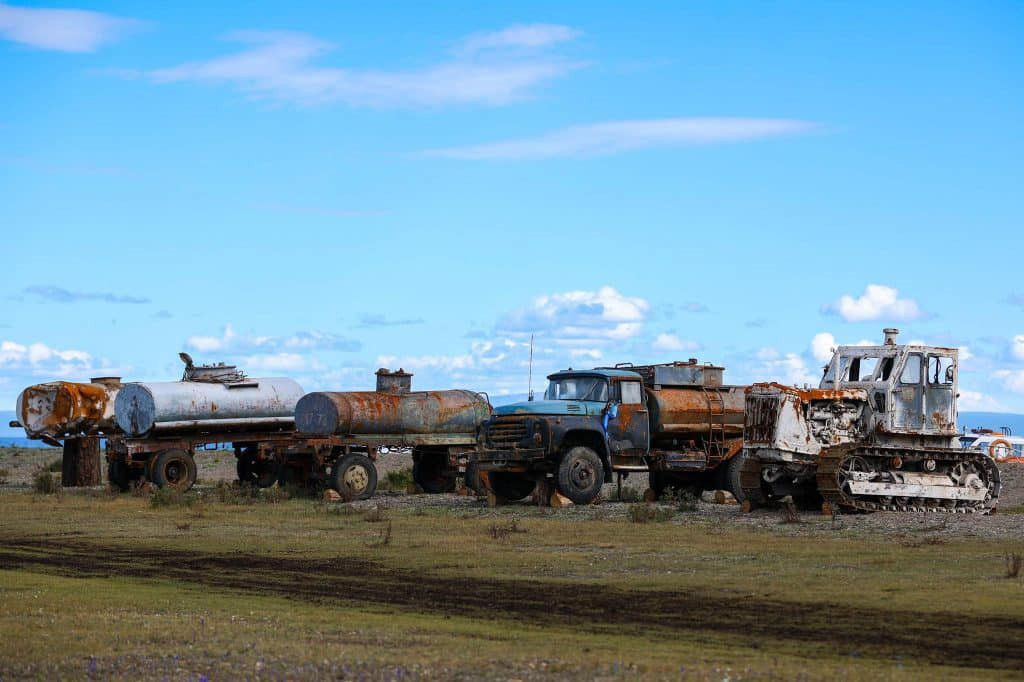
[1, 1, 1023, 411]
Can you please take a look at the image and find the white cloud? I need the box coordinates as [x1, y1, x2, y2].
[0, 339, 91, 368]
[422, 117, 817, 160]
[752, 350, 819, 387]
[497, 286, 649, 346]
[653, 333, 698, 353]
[958, 389, 1005, 412]
[569, 348, 603, 360]
[140, 27, 581, 108]
[825, 284, 923, 322]
[242, 352, 309, 372]
[1012, 335, 1024, 361]
[0, 2, 137, 52]
[994, 369, 1024, 394]
[458, 24, 580, 53]
[810, 332, 836, 362]
[185, 325, 359, 354]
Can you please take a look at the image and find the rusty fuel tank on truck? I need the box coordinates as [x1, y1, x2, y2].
[295, 368, 491, 436]
[634, 361, 745, 442]
[115, 354, 304, 437]
[15, 377, 121, 439]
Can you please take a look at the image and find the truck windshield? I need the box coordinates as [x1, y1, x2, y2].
[545, 376, 608, 402]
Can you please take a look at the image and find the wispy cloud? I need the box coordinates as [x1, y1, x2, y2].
[136, 25, 582, 108]
[358, 314, 425, 328]
[186, 325, 361, 354]
[497, 286, 649, 346]
[0, 2, 138, 52]
[822, 284, 923, 323]
[24, 285, 149, 304]
[422, 117, 817, 160]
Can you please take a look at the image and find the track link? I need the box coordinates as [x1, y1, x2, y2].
[816, 445, 1000, 514]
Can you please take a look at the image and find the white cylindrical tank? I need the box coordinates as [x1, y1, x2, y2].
[115, 377, 304, 437]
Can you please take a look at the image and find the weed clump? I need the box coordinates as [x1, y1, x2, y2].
[489, 519, 528, 539]
[0, 467, 9, 485]
[208, 481, 291, 505]
[47, 458, 62, 473]
[363, 503, 389, 523]
[1007, 552, 1023, 579]
[149, 487, 198, 508]
[367, 520, 392, 547]
[617, 486, 642, 503]
[33, 469, 59, 495]
[661, 488, 699, 512]
[627, 503, 674, 523]
[382, 468, 413, 492]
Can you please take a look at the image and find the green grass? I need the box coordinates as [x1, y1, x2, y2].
[0, 491, 1022, 680]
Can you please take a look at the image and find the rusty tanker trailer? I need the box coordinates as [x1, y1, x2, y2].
[293, 369, 492, 494]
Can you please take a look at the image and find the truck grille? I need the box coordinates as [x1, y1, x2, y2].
[745, 393, 780, 444]
[487, 416, 528, 449]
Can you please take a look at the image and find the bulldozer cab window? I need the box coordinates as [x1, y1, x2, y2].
[900, 354, 922, 384]
[840, 355, 880, 382]
[928, 356, 955, 385]
[879, 357, 895, 381]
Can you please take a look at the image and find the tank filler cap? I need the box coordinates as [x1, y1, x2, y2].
[883, 328, 899, 345]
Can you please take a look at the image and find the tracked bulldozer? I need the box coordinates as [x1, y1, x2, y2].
[739, 328, 1000, 513]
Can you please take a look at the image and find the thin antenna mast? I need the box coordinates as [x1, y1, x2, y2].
[528, 334, 535, 401]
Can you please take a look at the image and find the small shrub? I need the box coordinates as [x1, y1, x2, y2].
[617, 486, 642, 503]
[47, 458, 62, 472]
[0, 467, 10, 485]
[489, 519, 528, 539]
[33, 469, 59, 495]
[363, 503, 389, 523]
[383, 468, 413, 492]
[130, 480, 151, 497]
[780, 502, 803, 525]
[662, 488, 699, 512]
[150, 487, 198, 508]
[1007, 552, 1023, 579]
[627, 503, 674, 523]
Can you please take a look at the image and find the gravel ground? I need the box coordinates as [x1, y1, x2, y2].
[4, 446, 1022, 541]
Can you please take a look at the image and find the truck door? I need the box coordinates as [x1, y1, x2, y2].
[605, 379, 650, 458]
[924, 354, 956, 433]
[890, 352, 924, 431]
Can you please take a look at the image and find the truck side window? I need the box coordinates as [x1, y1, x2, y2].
[928, 356, 955, 385]
[620, 381, 642, 405]
[900, 354, 922, 384]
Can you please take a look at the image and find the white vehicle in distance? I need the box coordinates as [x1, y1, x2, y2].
[959, 428, 1024, 463]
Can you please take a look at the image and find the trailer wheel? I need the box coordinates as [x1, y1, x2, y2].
[332, 454, 377, 501]
[150, 449, 197, 491]
[556, 446, 604, 504]
[236, 448, 279, 488]
[107, 458, 130, 492]
[413, 449, 457, 494]
[489, 472, 536, 501]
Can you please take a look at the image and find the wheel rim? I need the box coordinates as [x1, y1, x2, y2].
[568, 457, 595, 490]
[343, 464, 369, 492]
[165, 462, 182, 484]
[838, 455, 871, 488]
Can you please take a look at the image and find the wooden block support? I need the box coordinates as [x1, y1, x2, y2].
[62, 437, 101, 487]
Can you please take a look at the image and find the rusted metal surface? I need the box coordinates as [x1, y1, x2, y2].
[647, 385, 744, 441]
[115, 377, 303, 437]
[295, 389, 490, 437]
[16, 378, 121, 439]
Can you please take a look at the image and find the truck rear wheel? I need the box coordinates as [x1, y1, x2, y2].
[557, 446, 604, 504]
[150, 449, 197, 491]
[413, 449, 456, 494]
[489, 472, 536, 501]
[332, 454, 377, 501]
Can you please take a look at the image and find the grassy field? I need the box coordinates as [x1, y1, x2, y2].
[1, 485, 1023, 681]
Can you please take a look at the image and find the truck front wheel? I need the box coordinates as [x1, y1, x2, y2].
[557, 446, 604, 504]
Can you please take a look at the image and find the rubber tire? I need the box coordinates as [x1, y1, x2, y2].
[725, 453, 748, 503]
[236, 448, 279, 488]
[149, 449, 198, 491]
[413, 450, 457, 494]
[108, 458, 129, 492]
[463, 460, 482, 495]
[332, 453, 378, 501]
[489, 472, 536, 501]
[556, 446, 605, 505]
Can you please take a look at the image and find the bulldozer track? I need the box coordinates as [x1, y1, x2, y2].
[816, 445, 1000, 514]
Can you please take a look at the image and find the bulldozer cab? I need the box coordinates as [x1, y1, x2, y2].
[819, 328, 958, 436]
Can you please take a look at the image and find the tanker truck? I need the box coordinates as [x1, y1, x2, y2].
[107, 353, 306, 492]
[473, 360, 747, 505]
[292, 368, 492, 496]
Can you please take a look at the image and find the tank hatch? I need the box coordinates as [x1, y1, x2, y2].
[602, 360, 724, 388]
[179, 352, 255, 386]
